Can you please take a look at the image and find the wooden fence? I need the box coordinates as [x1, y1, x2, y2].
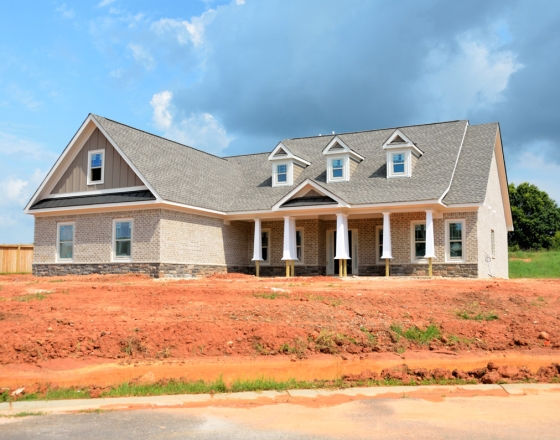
[0, 244, 34, 274]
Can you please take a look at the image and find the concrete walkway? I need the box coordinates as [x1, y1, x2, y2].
[1, 383, 558, 415]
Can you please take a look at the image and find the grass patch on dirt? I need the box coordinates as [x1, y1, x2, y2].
[19, 388, 90, 401]
[13, 292, 52, 302]
[456, 311, 499, 321]
[390, 324, 440, 345]
[0, 412, 45, 418]
[253, 292, 289, 300]
[509, 250, 560, 278]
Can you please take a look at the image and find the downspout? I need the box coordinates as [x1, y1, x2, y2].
[437, 121, 469, 207]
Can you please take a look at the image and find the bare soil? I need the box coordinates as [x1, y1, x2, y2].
[1, 274, 559, 389]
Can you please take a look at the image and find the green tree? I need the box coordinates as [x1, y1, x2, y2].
[508, 183, 560, 250]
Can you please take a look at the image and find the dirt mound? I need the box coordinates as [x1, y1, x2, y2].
[0, 274, 559, 384]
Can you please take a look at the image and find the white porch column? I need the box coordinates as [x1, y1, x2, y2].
[252, 219, 263, 262]
[424, 210, 436, 259]
[290, 217, 298, 261]
[381, 212, 393, 259]
[282, 216, 294, 260]
[334, 214, 350, 260]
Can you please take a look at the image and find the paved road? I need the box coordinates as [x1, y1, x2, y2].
[2, 392, 560, 439]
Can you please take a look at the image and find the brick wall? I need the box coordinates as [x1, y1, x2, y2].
[477, 152, 509, 278]
[33, 209, 161, 264]
[160, 210, 250, 266]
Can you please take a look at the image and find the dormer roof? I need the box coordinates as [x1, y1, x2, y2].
[382, 129, 424, 156]
[322, 136, 364, 161]
[268, 142, 311, 166]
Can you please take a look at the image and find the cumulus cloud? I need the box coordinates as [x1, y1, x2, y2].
[419, 37, 523, 120]
[98, 0, 117, 7]
[150, 91, 233, 155]
[0, 131, 57, 161]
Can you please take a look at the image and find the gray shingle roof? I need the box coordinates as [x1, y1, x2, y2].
[92, 115, 495, 212]
[443, 123, 498, 205]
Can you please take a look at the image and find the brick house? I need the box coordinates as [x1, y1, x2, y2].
[25, 114, 513, 278]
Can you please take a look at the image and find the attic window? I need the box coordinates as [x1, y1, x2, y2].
[392, 153, 405, 174]
[88, 149, 105, 185]
[277, 164, 287, 183]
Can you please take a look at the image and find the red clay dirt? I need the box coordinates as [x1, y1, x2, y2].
[0, 274, 559, 389]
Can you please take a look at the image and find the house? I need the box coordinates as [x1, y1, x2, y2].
[24, 114, 513, 278]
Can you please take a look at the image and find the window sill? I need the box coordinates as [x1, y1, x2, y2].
[56, 260, 74, 263]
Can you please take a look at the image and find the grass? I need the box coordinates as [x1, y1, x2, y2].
[1, 377, 487, 402]
[509, 250, 560, 278]
[456, 311, 499, 321]
[13, 291, 52, 302]
[0, 412, 45, 418]
[360, 326, 377, 346]
[390, 323, 440, 345]
[253, 292, 289, 300]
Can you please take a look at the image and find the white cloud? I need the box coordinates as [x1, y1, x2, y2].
[150, 91, 173, 130]
[56, 4, 75, 19]
[151, 10, 217, 48]
[98, 0, 117, 7]
[150, 91, 233, 155]
[0, 178, 28, 205]
[127, 44, 155, 70]
[6, 84, 42, 111]
[420, 36, 523, 119]
[236, 0, 246, 5]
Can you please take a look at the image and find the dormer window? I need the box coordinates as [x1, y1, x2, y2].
[332, 158, 344, 179]
[87, 149, 105, 185]
[277, 164, 288, 184]
[322, 136, 364, 184]
[392, 153, 405, 174]
[268, 142, 310, 188]
[383, 130, 423, 179]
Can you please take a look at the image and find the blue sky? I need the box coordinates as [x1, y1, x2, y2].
[0, 0, 559, 244]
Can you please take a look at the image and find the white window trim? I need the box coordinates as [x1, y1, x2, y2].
[327, 154, 349, 183]
[410, 220, 428, 264]
[445, 219, 466, 263]
[387, 149, 411, 178]
[260, 228, 271, 266]
[112, 218, 133, 262]
[56, 221, 75, 263]
[375, 225, 384, 265]
[272, 162, 292, 187]
[87, 149, 105, 185]
[295, 228, 304, 265]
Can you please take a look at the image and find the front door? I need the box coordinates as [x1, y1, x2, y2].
[333, 230, 352, 275]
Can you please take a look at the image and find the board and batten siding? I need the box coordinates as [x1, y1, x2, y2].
[51, 128, 143, 194]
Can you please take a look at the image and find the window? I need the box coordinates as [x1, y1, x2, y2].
[295, 228, 304, 264]
[491, 230, 495, 258]
[445, 219, 465, 262]
[57, 222, 74, 261]
[113, 219, 133, 260]
[392, 153, 405, 174]
[376, 225, 384, 264]
[261, 229, 270, 265]
[87, 149, 105, 185]
[411, 222, 427, 263]
[277, 164, 287, 183]
[332, 159, 344, 179]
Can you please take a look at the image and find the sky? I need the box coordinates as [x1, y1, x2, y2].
[0, 0, 559, 244]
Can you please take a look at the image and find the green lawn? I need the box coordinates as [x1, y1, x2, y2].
[509, 250, 560, 279]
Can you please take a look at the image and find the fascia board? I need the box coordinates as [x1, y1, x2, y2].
[494, 125, 514, 231]
[93, 117, 163, 202]
[28, 200, 160, 215]
[24, 114, 96, 214]
[271, 179, 350, 210]
[323, 136, 365, 161]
